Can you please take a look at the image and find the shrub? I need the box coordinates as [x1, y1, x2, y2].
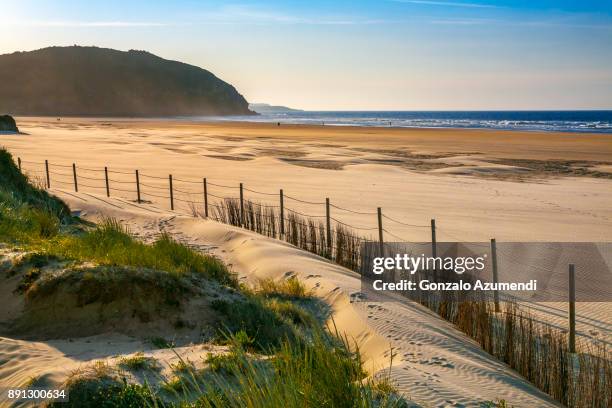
[150, 337, 174, 349]
[210, 296, 299, 352]
[51, 377, 160, 408]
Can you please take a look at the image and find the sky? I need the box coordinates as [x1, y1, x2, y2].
[2, 0, 612, 110]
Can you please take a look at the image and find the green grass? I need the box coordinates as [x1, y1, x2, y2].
[210, 295, 302, 352]
[5, 215, 236, 292]
[2, 149, 408, 407]
[24, 264, 189, 308]
[0, 150, 70, 222]
[264, 298, 316, 327]
[56, 331, 406, 408]
[52, 378, 161, 408]
[118, 353, 161, 372]
[0, 150, 72, 243]
[170, 359, 196, 374]
[256, 276, 311, 299]
[204, 351, 246, 376]
[150, 337, 175, 349]
[208, 278, 321, 352]
[41, 219, 237, 287]
[0, 149, 235, 289]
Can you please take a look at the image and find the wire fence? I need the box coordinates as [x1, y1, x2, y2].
[18, 158, 434, 237]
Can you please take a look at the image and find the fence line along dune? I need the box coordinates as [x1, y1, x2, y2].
[16, 156, 612, 408]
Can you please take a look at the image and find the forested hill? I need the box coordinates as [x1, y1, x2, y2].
[0, 46, 254, 117]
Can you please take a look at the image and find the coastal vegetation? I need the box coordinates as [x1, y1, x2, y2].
[207, 184, 611, 407]
[0, 148, 405, 407]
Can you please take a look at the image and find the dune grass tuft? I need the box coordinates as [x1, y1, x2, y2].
[256, 276, 311, 299]
[119, 352, 161, 372]
[210, 295, 301, 352]
[264, 298, 316, 327]
[43, 219, 237, 287]
[173, 330, 405, 407]
[55, 330, 407, 408]
[150, 337, 175, 349]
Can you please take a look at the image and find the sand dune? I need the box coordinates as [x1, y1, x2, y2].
[0, 189, 559, 406]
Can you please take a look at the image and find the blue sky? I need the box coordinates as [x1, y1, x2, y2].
[2, 0, 611, 110]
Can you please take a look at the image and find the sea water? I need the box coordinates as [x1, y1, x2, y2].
[196, 110, 612, 133]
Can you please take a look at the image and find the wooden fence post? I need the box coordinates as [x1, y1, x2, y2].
[431, 219, 437, 281]
[203, 178, 208, 218]
[72, 163, 78, 192]
[239, 183, 244, 226]
[377, 207, 384, 256]
[569, 263, 576, 353]
[45, 160, 50, 188]
[280, 189, 285, 237]
[104, 167, 110, 197]
[17, 157, 21, 171]
[169, 174, 174, 210]
[135, 170, 141, 203]
[491, 238, 500, 313]
[326, 198, 332, 254]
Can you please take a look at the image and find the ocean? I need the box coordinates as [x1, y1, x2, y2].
[200, 110, 612, 133]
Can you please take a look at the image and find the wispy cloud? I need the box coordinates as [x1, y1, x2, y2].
[392, 0, 499, 9]
[430, 17, 612, 30]
[430, 18, 498, 25]
[10, 21, 169, 27]
[198, 4, 386, 25]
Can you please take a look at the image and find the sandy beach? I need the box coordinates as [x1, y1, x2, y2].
[1, 117, 611, 406]
[4, 117, 612, 243]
